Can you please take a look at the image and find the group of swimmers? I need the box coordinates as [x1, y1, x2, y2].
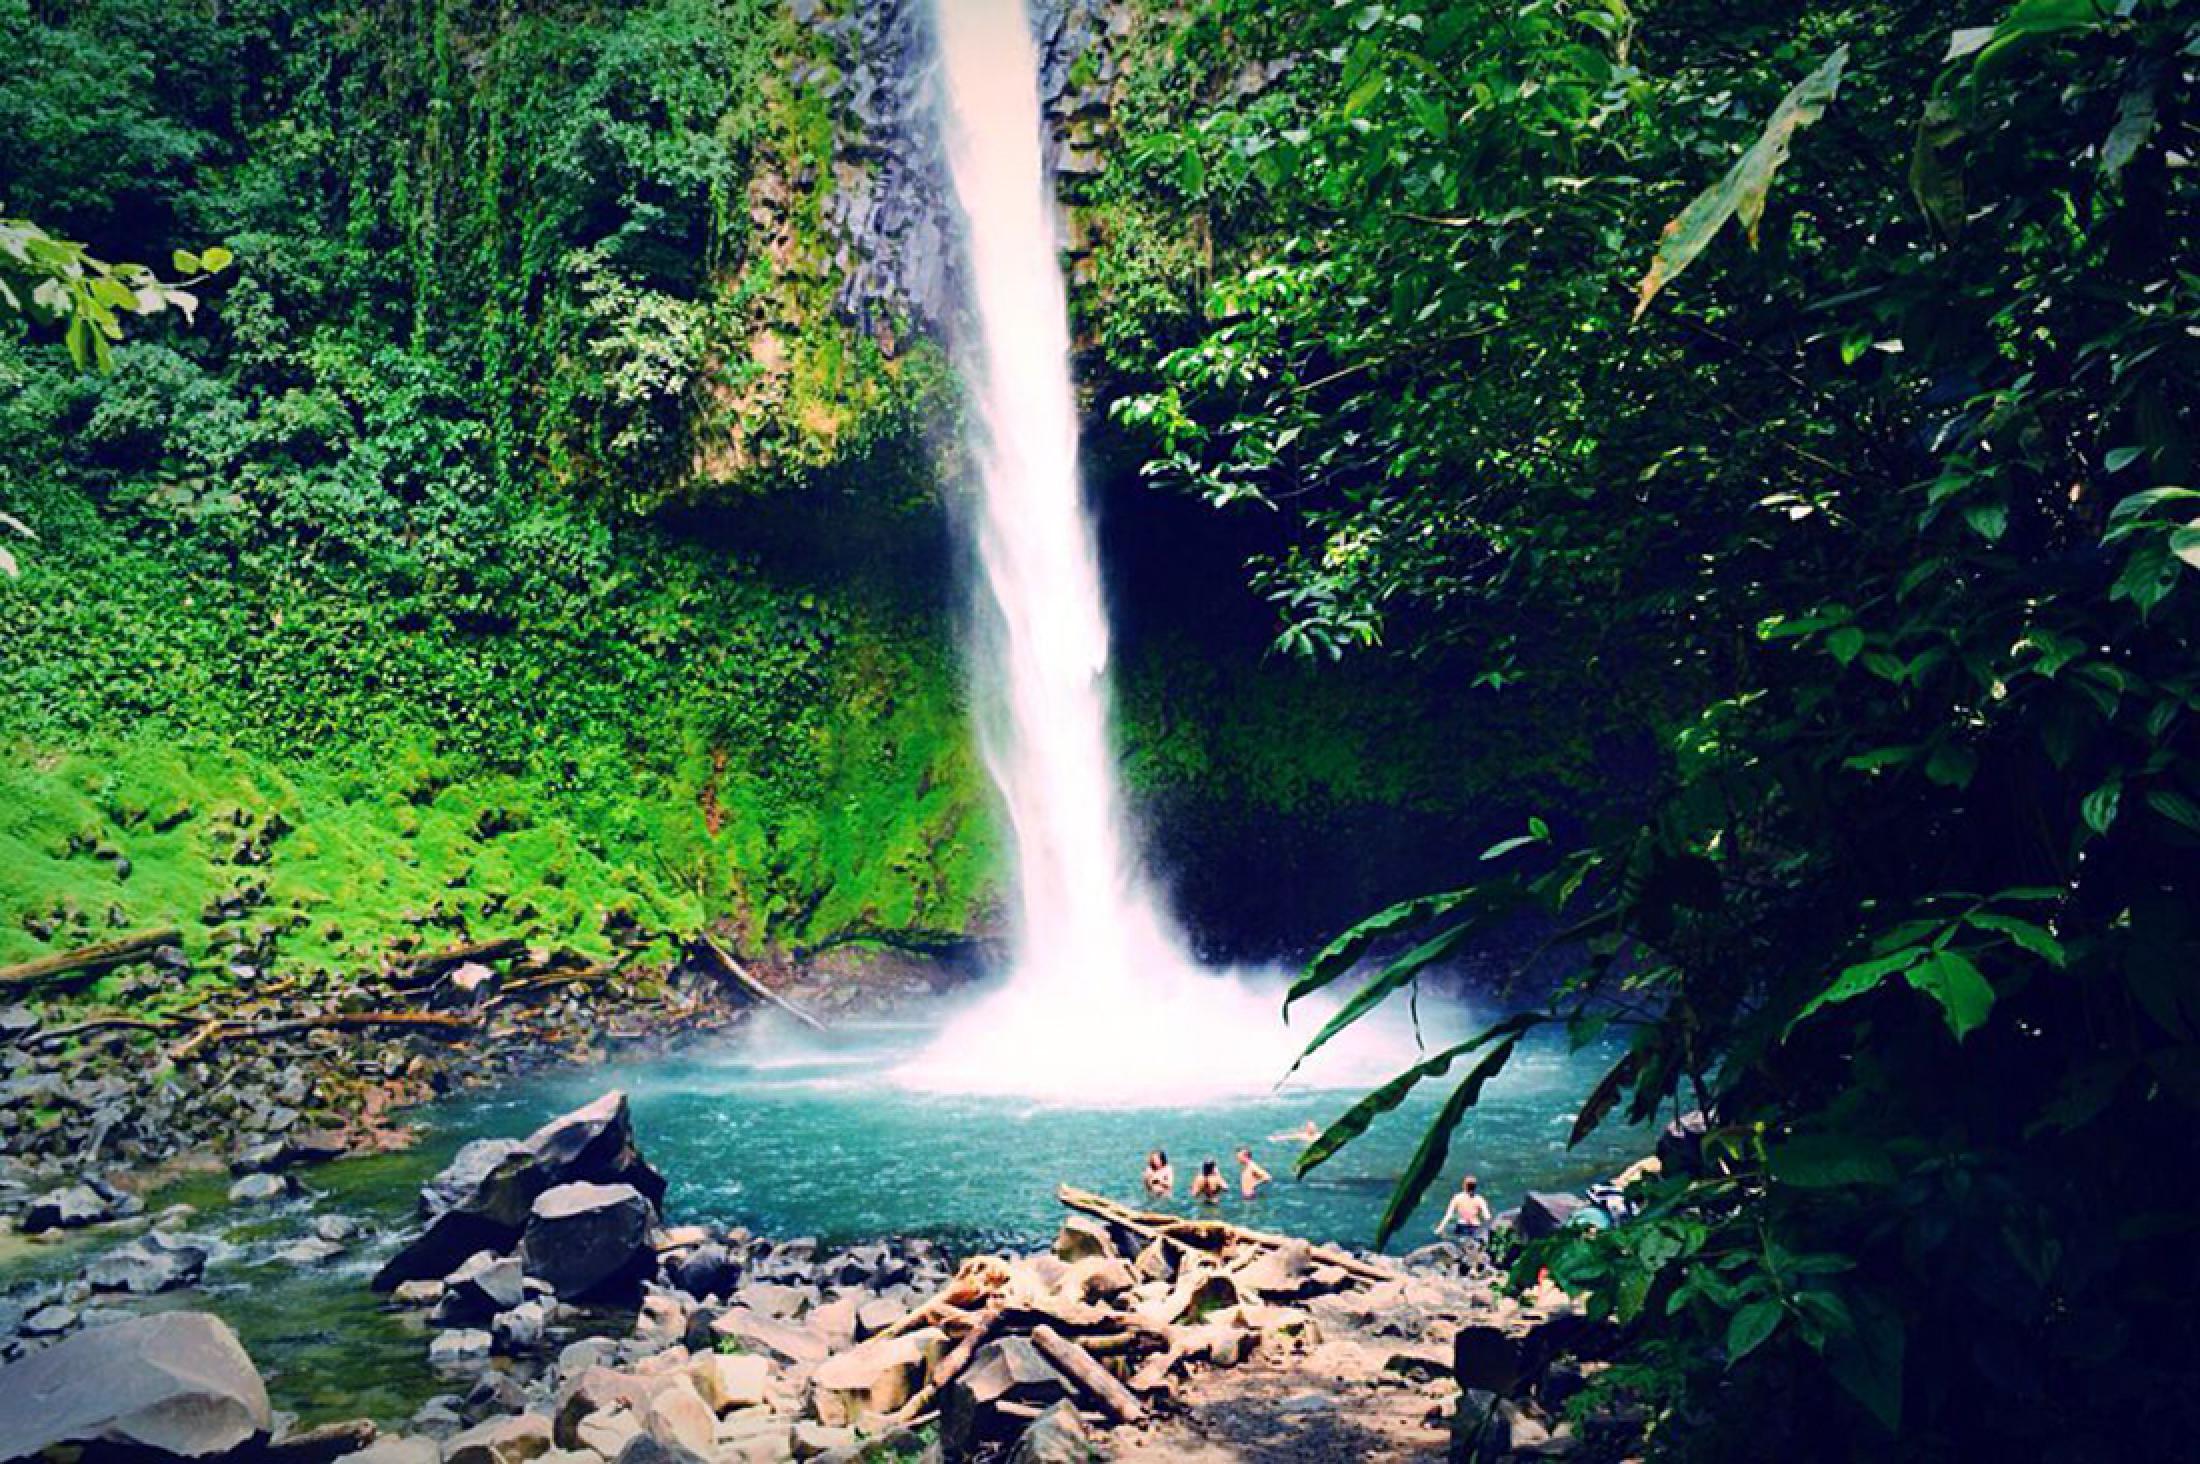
[1141, 1146, 1269, 1203]
[1135, 1121, 1325, 1206]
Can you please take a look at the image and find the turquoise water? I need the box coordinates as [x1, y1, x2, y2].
[1, 1008, 1639, 1425]
[446, 1014, 1644, 1250]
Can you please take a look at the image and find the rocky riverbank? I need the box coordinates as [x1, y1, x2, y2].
[0, 934, 947, 1243]
[0, 1089, 1645, 1464]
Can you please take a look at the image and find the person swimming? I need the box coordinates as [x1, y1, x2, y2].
[1190, 1159, 1226, 1203]
[1143, 1149, 1175, 1198]
[1236, 1145, 1272, 1199]
[1268, 1120, 1321, 1144]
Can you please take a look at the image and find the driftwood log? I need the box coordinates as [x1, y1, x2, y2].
[1031, 1324, 1147, 1422]
[698, 936, 827, 1033]
[1057, 1184, 1391, 1286]
[0, 927, 182, 993]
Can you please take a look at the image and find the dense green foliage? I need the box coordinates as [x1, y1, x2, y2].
[0, 0, 990, 969]
[1107, 0, 2200, 1455]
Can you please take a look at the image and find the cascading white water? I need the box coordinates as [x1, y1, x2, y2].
[896, 0, 1409, 1103]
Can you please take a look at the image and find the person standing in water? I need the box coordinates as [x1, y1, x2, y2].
[1236, 1146, 1272, 1199]
[1437, 1174, 1493, 1239]
[1143, 1149, 1175, 1199]
[1191, 1159, 1226, 1203]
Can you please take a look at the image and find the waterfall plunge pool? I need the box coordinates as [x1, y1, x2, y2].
[0, 1004, 1642, 1427]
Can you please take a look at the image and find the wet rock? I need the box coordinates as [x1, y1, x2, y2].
[443, 1412, 552, 1464]
[422, 1140, 531, 1220]
[343, 1436, 443, 1464]
[21, 1303, 78, 1337]
[85, 1232, 209, 1294]
[439, 1251, 526, 1323]
[276, 1237, 348, 1267]
[393, 1280, 447, 1307]
[381, 1093, 664, 1291]
[22, 1182, 112, 1232]
[230, 1171, 294, 1205]
[0, 1005, 40, 1041]
[491, 1300, 548, 1356]
[0, 1312, 271, 1458]
[1008, 1400, 1096, 1464]
[429, 1329, 494, 1367]
[666, 1242, 740, 1300]
[612, 1435, 706, 1464]
[1516, 1192, 1587, 1240]
[520, 1182, 655, 1301]
[317, 1213, 362, 1242]
[266, 1418, 377, 1464]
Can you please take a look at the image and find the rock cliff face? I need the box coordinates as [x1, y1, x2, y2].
[793, 0, 1133, 337]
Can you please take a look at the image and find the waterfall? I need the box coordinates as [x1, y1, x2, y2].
[896, 0, 1399, 1103]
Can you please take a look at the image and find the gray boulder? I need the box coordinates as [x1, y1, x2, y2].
[1008, 1400, 1098, 1463]
[519, 1182, 655, 1300]
[230, 1172, 294, 1205]
[85, 1232, 209, 1295]
[940, 1337, 1073, 1458]
[436, 1251, 525, 1324]
[377, 1093, 664, 1291]
[22, 1183, 112, 1232]
[0, 1312, 270, 1458]
[1516, 1192, 1588, 1239]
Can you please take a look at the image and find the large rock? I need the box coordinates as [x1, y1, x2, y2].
[85, 1232, 210, 1295]
[939, 1338, 1073, 1458]
[0, 1312, 271, 1458]
[688, 1352, 773, 1413]
[1008, 1400, 1098, 1464]
[666, 1242, 741, 1300]
[437, 1251, 525, 1324]
[443, 1413, 553, 1464]
[811, 1327, 945, 1426]
[520, 1182, 656, 1300]
[377, 1094, 665, 1290]
[22, 1182, 113, 1233]
[708, 1308, 830, 1368]
[642, 1377, 715, 1455]
[1516, 1192, 1588, 1239]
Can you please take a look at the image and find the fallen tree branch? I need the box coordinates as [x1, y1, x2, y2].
[177, 1010, 478, 1057]
[0, 927, 182, 992]
[889, 1303, 1002, 1424]
[26, 1013, 190, 1048]
[697, 935, 826, 1033]
[1057, 1185, 1391, 1285]
[1032, 1324, 1147, 1421]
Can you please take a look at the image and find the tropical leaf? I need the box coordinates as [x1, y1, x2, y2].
[1903, 949, 1995, 1040]
[1727, 1299, 1784, 1362]
[1298, 1014, 1543, 1177]
[1284, 887, 1471, 1016]
[1634, 46, 1848, 319]
[1373, 1036, 1522, 1248]
[1569, 1048, 1640, 1147]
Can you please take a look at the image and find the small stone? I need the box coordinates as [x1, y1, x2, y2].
[343, 1436, 443, 1464]
[230, 1172, 293, 1205]
[428, 1329, 493, 1367]
[393, 1280, 447, 1308]
[443, 1413, 552, 1464]
[21, 1304, 78, 1337]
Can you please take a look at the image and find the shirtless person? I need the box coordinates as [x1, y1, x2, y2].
[1268, 1120, 1321, 1145]
[1436, 1174, 1493, 1239]
[1236, 1146, 1272, 1199]
[1191, 1159, 1227, 1203]
[1143, 1149, 1175, 1199]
